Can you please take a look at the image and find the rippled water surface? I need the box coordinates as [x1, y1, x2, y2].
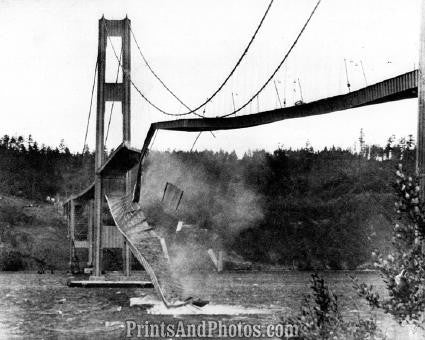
[0, 271, 423, 339]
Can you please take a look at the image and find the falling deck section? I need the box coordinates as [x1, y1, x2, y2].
[106, 194, 191, 307]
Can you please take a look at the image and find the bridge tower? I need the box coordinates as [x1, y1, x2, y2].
[93, 16, 132, 278]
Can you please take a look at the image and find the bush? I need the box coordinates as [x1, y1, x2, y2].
[355, 163, 425, 327]
[287, 273, 383, 339]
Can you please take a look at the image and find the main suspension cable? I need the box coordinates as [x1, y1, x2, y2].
[107, 0, 319, 121]
[125, 0, 275, 117]
[82, 59, 98, 154]
[103, 23, 202, 119]
[130, 25, 202, 117]
[219, 0, 322, 118]
[107, 23, 213, 138]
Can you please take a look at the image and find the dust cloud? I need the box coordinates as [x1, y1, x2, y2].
[137, 151, 264, 274]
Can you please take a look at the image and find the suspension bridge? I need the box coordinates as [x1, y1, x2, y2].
[64, 0, 425, 307]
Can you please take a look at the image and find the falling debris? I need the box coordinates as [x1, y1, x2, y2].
[146, 303, 273, 316]
[106, 194, 209, 308]
[162, 182, 184, 211]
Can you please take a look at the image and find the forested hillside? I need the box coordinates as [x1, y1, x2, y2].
[0, 134, 415, 269]
[0, 135, 94, 200]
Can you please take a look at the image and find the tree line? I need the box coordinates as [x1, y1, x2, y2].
[0, 133, 415, 268]
[0, 135, 94, 200]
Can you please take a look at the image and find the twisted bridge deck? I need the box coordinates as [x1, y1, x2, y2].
[139, 70, 418, 155]
[132, 69, 419, 201]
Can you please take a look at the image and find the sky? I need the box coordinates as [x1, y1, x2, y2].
[0, 0, 422, 156]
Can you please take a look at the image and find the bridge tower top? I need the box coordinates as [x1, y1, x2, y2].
[96, 16, 131, 169]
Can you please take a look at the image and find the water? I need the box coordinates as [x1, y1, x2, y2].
[0, 271, 422, 339]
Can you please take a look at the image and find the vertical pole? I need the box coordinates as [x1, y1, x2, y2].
[417, 0, 425, 252]
[87, 200, 94, 266]
[93, 17, 107, 278]
[123, 172, 132, 276]
[70, 200, 76, 266]
[67, 205, 71, 265]
[122, 17, 131, 142]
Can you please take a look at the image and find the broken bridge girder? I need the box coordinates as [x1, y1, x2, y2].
[106, 193, 204, 308]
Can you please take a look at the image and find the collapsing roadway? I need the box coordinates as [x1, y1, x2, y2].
[133, 69, 418, 196]
[119, 69, 419, 305]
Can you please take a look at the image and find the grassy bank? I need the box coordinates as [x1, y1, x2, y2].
[0, 194, 68, 271]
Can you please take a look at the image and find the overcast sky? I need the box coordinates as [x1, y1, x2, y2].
[0, 0, 422, 155]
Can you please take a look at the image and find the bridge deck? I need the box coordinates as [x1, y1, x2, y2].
[137, 70, 418, 161]
[155, 70, 417, 132]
